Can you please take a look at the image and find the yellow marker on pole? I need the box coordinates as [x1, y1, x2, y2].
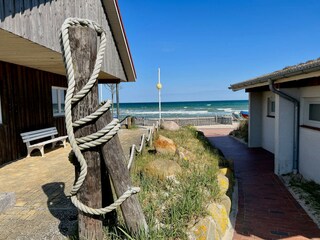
[157, 68, 162, 121]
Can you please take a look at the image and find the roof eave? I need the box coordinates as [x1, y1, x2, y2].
[102, 0, 136, 82]
[229, 61, 320, 91]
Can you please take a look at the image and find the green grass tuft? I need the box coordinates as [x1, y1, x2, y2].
[104, 126, 228, 239]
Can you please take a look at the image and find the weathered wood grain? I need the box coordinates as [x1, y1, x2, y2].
[69, 26, 104, 240]
[0, 0, 126, 81]
[96, 107, 148, 234]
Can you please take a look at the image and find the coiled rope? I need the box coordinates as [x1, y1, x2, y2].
[60, 17, 139, 215]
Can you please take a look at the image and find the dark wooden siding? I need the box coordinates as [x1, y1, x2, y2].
[0, 61, 67, 165]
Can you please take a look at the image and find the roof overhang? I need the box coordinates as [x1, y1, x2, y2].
[102, 0, 136, 82]
[0, 0, 136, 83]
[0, 29, 117, 81]
[229, 58, 320, 91]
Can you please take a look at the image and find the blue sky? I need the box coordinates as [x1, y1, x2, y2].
[102, 0, 320, 103]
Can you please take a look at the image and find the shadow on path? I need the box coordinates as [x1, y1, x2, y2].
[42, 182, 78, 237]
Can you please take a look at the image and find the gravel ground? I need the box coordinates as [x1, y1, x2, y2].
[282, 174, 320, 228]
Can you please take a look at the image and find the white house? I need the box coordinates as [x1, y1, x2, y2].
[230, 58, 320, 184]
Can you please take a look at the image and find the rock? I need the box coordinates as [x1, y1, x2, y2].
[217, 173, 229, 196]
[188, 216, 219, 240]
[0, 192, 16, 213]
[154, 135, 177, 155]
[219, 167, 232, 179]
[219, 194, 231, 215]
[144, 159, 182, 180]
[177, 147, 193, 161]
[160, 121, 180, 131]
[207, 202, 229, 238]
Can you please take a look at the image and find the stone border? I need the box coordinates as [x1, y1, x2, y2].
[222, 179, 238, 240]
[188, 168, 238, 240]
[229, 135, 247, 146]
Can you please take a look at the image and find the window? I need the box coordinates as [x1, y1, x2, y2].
[0, 95, 2, 124]
[267, 97, 275, 117]
[52, 87, 67, 116]
[303, 98, 320, 128]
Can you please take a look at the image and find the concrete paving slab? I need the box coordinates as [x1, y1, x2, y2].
[0, 128, 146, 239]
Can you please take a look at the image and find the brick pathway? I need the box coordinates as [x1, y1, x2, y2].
[0, 128, 147, 240]
[201, 128, 320, 240]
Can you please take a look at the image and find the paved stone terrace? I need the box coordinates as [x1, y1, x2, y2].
[0, 128, 147, 240]
[200, 128, 320, 240]
[0, 146, 76, 240]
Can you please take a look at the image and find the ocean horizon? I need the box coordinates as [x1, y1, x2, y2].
[117, 100, 248, 119]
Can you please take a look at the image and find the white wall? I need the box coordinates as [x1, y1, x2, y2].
[261, 92, 275, 153]
[299, 86, 320, 184]
[274, 88, 299, 175]
[248, 92, 262, 147]
[248, 85, 320, 184]
[248, 91, 275, 152]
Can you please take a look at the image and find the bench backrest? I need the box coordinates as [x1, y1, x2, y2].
[20, 127, 58, 143]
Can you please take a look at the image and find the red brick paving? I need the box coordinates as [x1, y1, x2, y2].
[200, 128, 320, 240]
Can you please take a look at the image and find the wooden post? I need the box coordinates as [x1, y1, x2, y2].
[69, 25, 147, 237]
[95, 110, 148, 234]
[69, 26, 105, 240]
[116, 83, 120, 119]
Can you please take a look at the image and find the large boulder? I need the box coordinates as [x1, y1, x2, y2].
[177, 147, 194, 161]
[144, 159, 182, 180]
[154, 135, 177, 155]
[160, 121, 180, 131]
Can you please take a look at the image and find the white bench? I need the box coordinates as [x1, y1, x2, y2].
[20, 127, 68, 157]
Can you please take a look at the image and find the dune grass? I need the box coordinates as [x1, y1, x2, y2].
[105, 126, 228, 239]
[229, 120, 248, 143]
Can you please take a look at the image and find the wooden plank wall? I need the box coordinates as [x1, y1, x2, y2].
[0, 0, 126, 81]
[0, 61, 67, 165]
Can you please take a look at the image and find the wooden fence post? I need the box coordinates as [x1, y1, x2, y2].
[69, 26, 105, 240]
[68, 25, 147, 237]
[95, 110, 148, 234]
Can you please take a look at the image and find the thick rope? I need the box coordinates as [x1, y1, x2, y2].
[73, 100, 112, 127]
[60, 17, 139, 215]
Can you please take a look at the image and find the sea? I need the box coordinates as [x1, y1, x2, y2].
[118, 100, 248, 119]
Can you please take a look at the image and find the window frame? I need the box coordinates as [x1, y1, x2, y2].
[267, 97, 275, 117]
[303, 97, 320, 128]
[52, 86, 67, 117]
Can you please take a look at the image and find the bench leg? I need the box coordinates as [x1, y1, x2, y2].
[40, 147, 45, 157]
[62, 139, 66, 148]
[27, 149, 31, 158]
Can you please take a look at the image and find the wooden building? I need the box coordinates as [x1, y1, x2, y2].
[0, 0, 136, 165]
